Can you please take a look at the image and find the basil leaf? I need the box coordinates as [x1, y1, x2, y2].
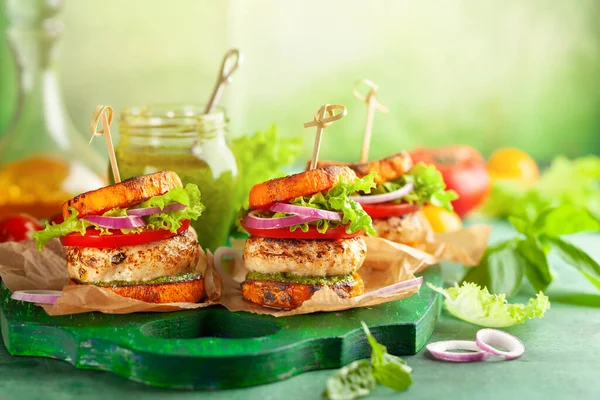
[534, 205, 600, 237]
[516, 237, 553, 292]
[372, 354, 413, 391]
[546, 236, 600, 290]
[461, 241, 523, 296]
[361, 322, 412, 391]
[322, 360, 376, 400]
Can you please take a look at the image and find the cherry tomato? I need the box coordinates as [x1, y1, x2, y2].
[242, 224, 362, 240]
[421, 204, 463, 233]
[360, 203, 421, 219]
[487, 147, 539, 184]
[410, 145, 491, 217]
[0, 214, 44, 242]
[60, 220, 190, 248]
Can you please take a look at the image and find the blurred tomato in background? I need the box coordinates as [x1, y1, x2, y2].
[0, 214, 43, 243]
[410, 146, 491, 217]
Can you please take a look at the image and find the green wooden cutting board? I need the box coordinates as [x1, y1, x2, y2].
[0, 267, 441, 390]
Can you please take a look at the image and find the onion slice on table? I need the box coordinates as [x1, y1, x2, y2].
[426, 340, 490, 363]
[244, 210, 321, 230]
[127, 202, 187, 217]
[356, 276, 423, 300]
[350, 182, 414, 204]
[476, 329, 525, 360]
[270, 203, 342, 221]
[82, 215, 145, 229]
[11, 290, 62, 305]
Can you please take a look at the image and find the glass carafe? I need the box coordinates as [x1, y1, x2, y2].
[0, 0, 105, 219]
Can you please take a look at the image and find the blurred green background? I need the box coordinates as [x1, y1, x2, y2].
[1, 0, 599, 163]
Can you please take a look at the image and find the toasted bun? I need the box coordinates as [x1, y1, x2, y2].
[241, 273, 364, 310]
[311, 152, 413, 184]
[248, 166, 357, 210]
[62, 171, 183, 219]
[69, 276, 205, 304]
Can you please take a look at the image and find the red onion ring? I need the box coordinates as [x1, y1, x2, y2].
[426, 340, 490, 363]
[350, 182, 414, 204]
[270, 203, 342, 221]
[127, 202, 187, 217]
[82, 215, 145, 229]
[244, 210, 321, 230]
[356, 276, 423, 300]
[11, 290, 62, 305]
[476, 329, 525, 360]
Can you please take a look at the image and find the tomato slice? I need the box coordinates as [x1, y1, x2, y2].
[60, 220, 191, 248]
[243, 224, 361, 240]
[361, 203, 421, 219]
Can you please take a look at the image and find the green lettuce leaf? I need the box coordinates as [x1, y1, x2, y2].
[32, 208, 92, 251]
[371, 163, 458, 211]
[427, 282, 550, 328]
[322, 360, 376, 400]
[481, 155, 600, 221]
[32, 184, 204, 250]
[287, 173, 377, 235]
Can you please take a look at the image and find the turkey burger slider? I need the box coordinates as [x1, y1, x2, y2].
[313, 152, 457, 249]
[32, 171, 207, 303]
[239, 166, 377, 310]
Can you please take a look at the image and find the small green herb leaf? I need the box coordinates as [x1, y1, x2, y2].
[547, 236, 600, 290]
[322, 360, 376, 400]
[461, 241, 523, 296]
[360, 322, 412, 391]
[516, 237, 552, 293]
[534, 205, 600, 237]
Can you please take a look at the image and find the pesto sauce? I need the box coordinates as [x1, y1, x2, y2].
[92, 272, 201, 287]
[245, 271, 355, 285]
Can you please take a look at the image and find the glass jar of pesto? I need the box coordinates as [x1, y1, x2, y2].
[116, 104, 238, 251]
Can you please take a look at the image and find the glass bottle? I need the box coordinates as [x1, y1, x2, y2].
[0, 0, 105, 219]
[117, 104, 238, 251]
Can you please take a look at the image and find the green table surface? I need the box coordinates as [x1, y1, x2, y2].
[1, 221, 598, 400]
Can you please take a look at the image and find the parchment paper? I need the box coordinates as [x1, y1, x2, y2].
[0, 239, 221, 316]
[215, 238, 428, 317]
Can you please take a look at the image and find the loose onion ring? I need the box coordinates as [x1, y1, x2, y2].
[476, 329, 525, 360]
[426, 340, 490, 363]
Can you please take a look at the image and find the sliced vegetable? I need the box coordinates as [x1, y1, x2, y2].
[244, 210, 320, 230]
[11, 290, 62, 305]
[475, 329, 525, 360]
[350, 183, 414, 204]
[242, 224, 361, 240]
[357, 277, 423, 300]
[426, 340, 489, 363]
[60, 220, 190, 248]
[270, 202, 342, 222]
[427, 282, 550, 328]
[360, 203, 421, 219]
[82, 215, 145, 230]
[127, 202, 187, 217]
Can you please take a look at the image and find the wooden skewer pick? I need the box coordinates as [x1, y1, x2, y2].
[89, 105, 121, 183]
[353, 79, 388, 163]
[304, 104, 347, 170]
[204, 49, 243, 114]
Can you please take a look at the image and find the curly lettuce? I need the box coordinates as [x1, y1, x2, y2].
[370, 163, 458, 211]
[32, 184, 204, 251]
[427, 282, 550, 328]
[287, 173, 377, 235]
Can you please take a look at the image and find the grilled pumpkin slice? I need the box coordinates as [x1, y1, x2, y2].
[69, 276, 205, 304]
[311, 152, 413, 184]
[241, 272, 364, 309]
[248, 166, 357, 210]
[62, 171, 182, 219]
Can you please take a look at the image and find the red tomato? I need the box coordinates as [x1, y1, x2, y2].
[360, 203, 421, 219]
[410, 145, 491, 217]
[243, 224, 361, 240]
[0, 214, 44, 242]
[60, 220, 190, 248]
